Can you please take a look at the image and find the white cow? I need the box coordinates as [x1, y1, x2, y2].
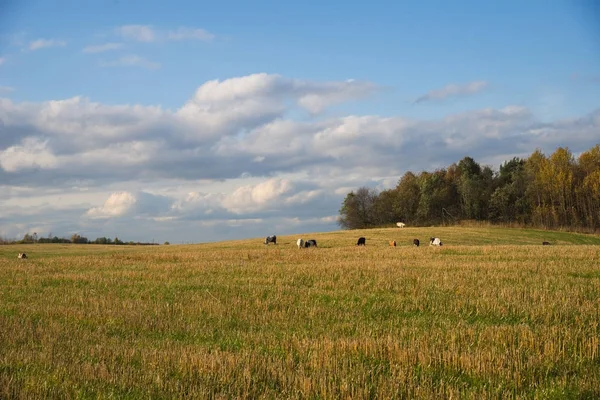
[297, 238, 304, 249]
[397, 222, 406, 228]
[429, 237, 443, 246]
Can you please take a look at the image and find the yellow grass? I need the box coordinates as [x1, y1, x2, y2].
[1, 227, 599, 399]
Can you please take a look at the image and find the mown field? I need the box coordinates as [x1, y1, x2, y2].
[1, 226, 600, 399]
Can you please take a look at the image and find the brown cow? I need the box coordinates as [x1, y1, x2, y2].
[389, 240, 396, 247]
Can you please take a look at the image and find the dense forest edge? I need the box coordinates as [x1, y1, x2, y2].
[338, 144, 600, 233]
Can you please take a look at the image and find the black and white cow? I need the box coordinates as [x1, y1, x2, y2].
[264, 235, 277, 245]
[17, 253, 27, 259]
[297, 238, 304, 248]
[413, 239, 420, 247]
[304, 239, 317, 248]
[356, 237, 366, 246]
[429, 237, 442, 246]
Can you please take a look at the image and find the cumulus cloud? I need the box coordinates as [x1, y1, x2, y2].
[86, 191, 137, 219]
[115, 25, 215, 43]
[222, 178, 294, 214]
[82, 42, 124, 54]
[413, 81, 488, 104]
[85, 191, 172, 219]
[28, 38, 67, 51]
[99, 54, 161, 69]
[0, 137, 58, 172]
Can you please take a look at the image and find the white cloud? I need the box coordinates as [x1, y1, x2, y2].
[99, 55, 160, 69]
[414, 81, 488, 104]
[115, 25, 215, 43]
[222, 178, 294, 213]
[86, 191, 137, 219]
[0, 86, 14, 94]
[28, 38, 67, 51]
[0, 137, 58, 172]
[82, 42, 124, 54]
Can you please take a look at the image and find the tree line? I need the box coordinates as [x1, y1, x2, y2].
[1, 233, 162, 246]
[338, 145, 600, 232]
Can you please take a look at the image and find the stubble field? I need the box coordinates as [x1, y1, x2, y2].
[1, 227, 600, 399]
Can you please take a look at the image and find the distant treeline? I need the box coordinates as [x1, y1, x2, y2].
[338, 145, 600, 232]
[1, 233, 163, 246]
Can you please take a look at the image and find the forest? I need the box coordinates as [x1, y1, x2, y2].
[338, 145, 600, 232]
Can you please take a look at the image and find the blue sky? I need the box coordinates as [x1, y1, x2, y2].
[0, 0, 599, 243]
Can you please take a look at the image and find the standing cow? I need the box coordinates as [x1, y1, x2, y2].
[396, 222, 406, 228]
[429, 237, 443, 246]
[356, 237, 366, 246]
[264, 235, 277, 245]
[304, 239, 317, 248]
[297, 238, 304, 248]
[413, 239, 420, 247]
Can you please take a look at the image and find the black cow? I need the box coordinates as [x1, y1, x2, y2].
[304, 239, 317, 248]
[264, 235, 277, 245]
[356, 237, 366, 246]
[413, 239, 420, 247]
[542, 241, 550, 246]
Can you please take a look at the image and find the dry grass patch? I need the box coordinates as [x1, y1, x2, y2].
[1, 227, 599, 398]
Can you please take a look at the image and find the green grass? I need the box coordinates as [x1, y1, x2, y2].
[1, 226, 599, 399]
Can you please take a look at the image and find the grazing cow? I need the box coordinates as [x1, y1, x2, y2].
[389, 240, 396, 247]
[429, 237, 443, 246]
[356, 237, 366, 246]
[17, 253, 27, 259]
[297, 238, 304, 249]
[264, 235, 277, 245]
[304, 239, 317, 248]
[542, 241, 550, 246]
[396, 222, 406, 228]
[413, 239, 420, 247]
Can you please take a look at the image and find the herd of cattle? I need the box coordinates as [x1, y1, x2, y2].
[264, 235, 443, 248]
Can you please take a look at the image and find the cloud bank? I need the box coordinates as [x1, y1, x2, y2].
[1, 73, 598, 243]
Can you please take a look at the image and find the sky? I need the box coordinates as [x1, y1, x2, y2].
[0, 0, 599, 243]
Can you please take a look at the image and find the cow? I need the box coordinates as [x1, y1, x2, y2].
[396, 222, 406, 228]
[413, 239, 420, 247]
[264, 235, 277, 245]
[542, 241, 550, 246]
[297, 238, 304, 249]
[356, 237, 366, 246]
[429, 237, 443, 246]
[389, 240, 396, 247]
[17, 253, 27, 259]
[304, 239, 317, 248]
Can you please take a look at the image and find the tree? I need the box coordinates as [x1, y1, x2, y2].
[394, 172, 421, 224]
[71, 234, 89, 244]
[338, 187, 379, 229]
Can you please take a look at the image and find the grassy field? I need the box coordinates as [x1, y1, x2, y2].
[1, 226, 599, 399]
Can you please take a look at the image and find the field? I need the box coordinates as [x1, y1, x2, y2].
[1, 226, 600, 399]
